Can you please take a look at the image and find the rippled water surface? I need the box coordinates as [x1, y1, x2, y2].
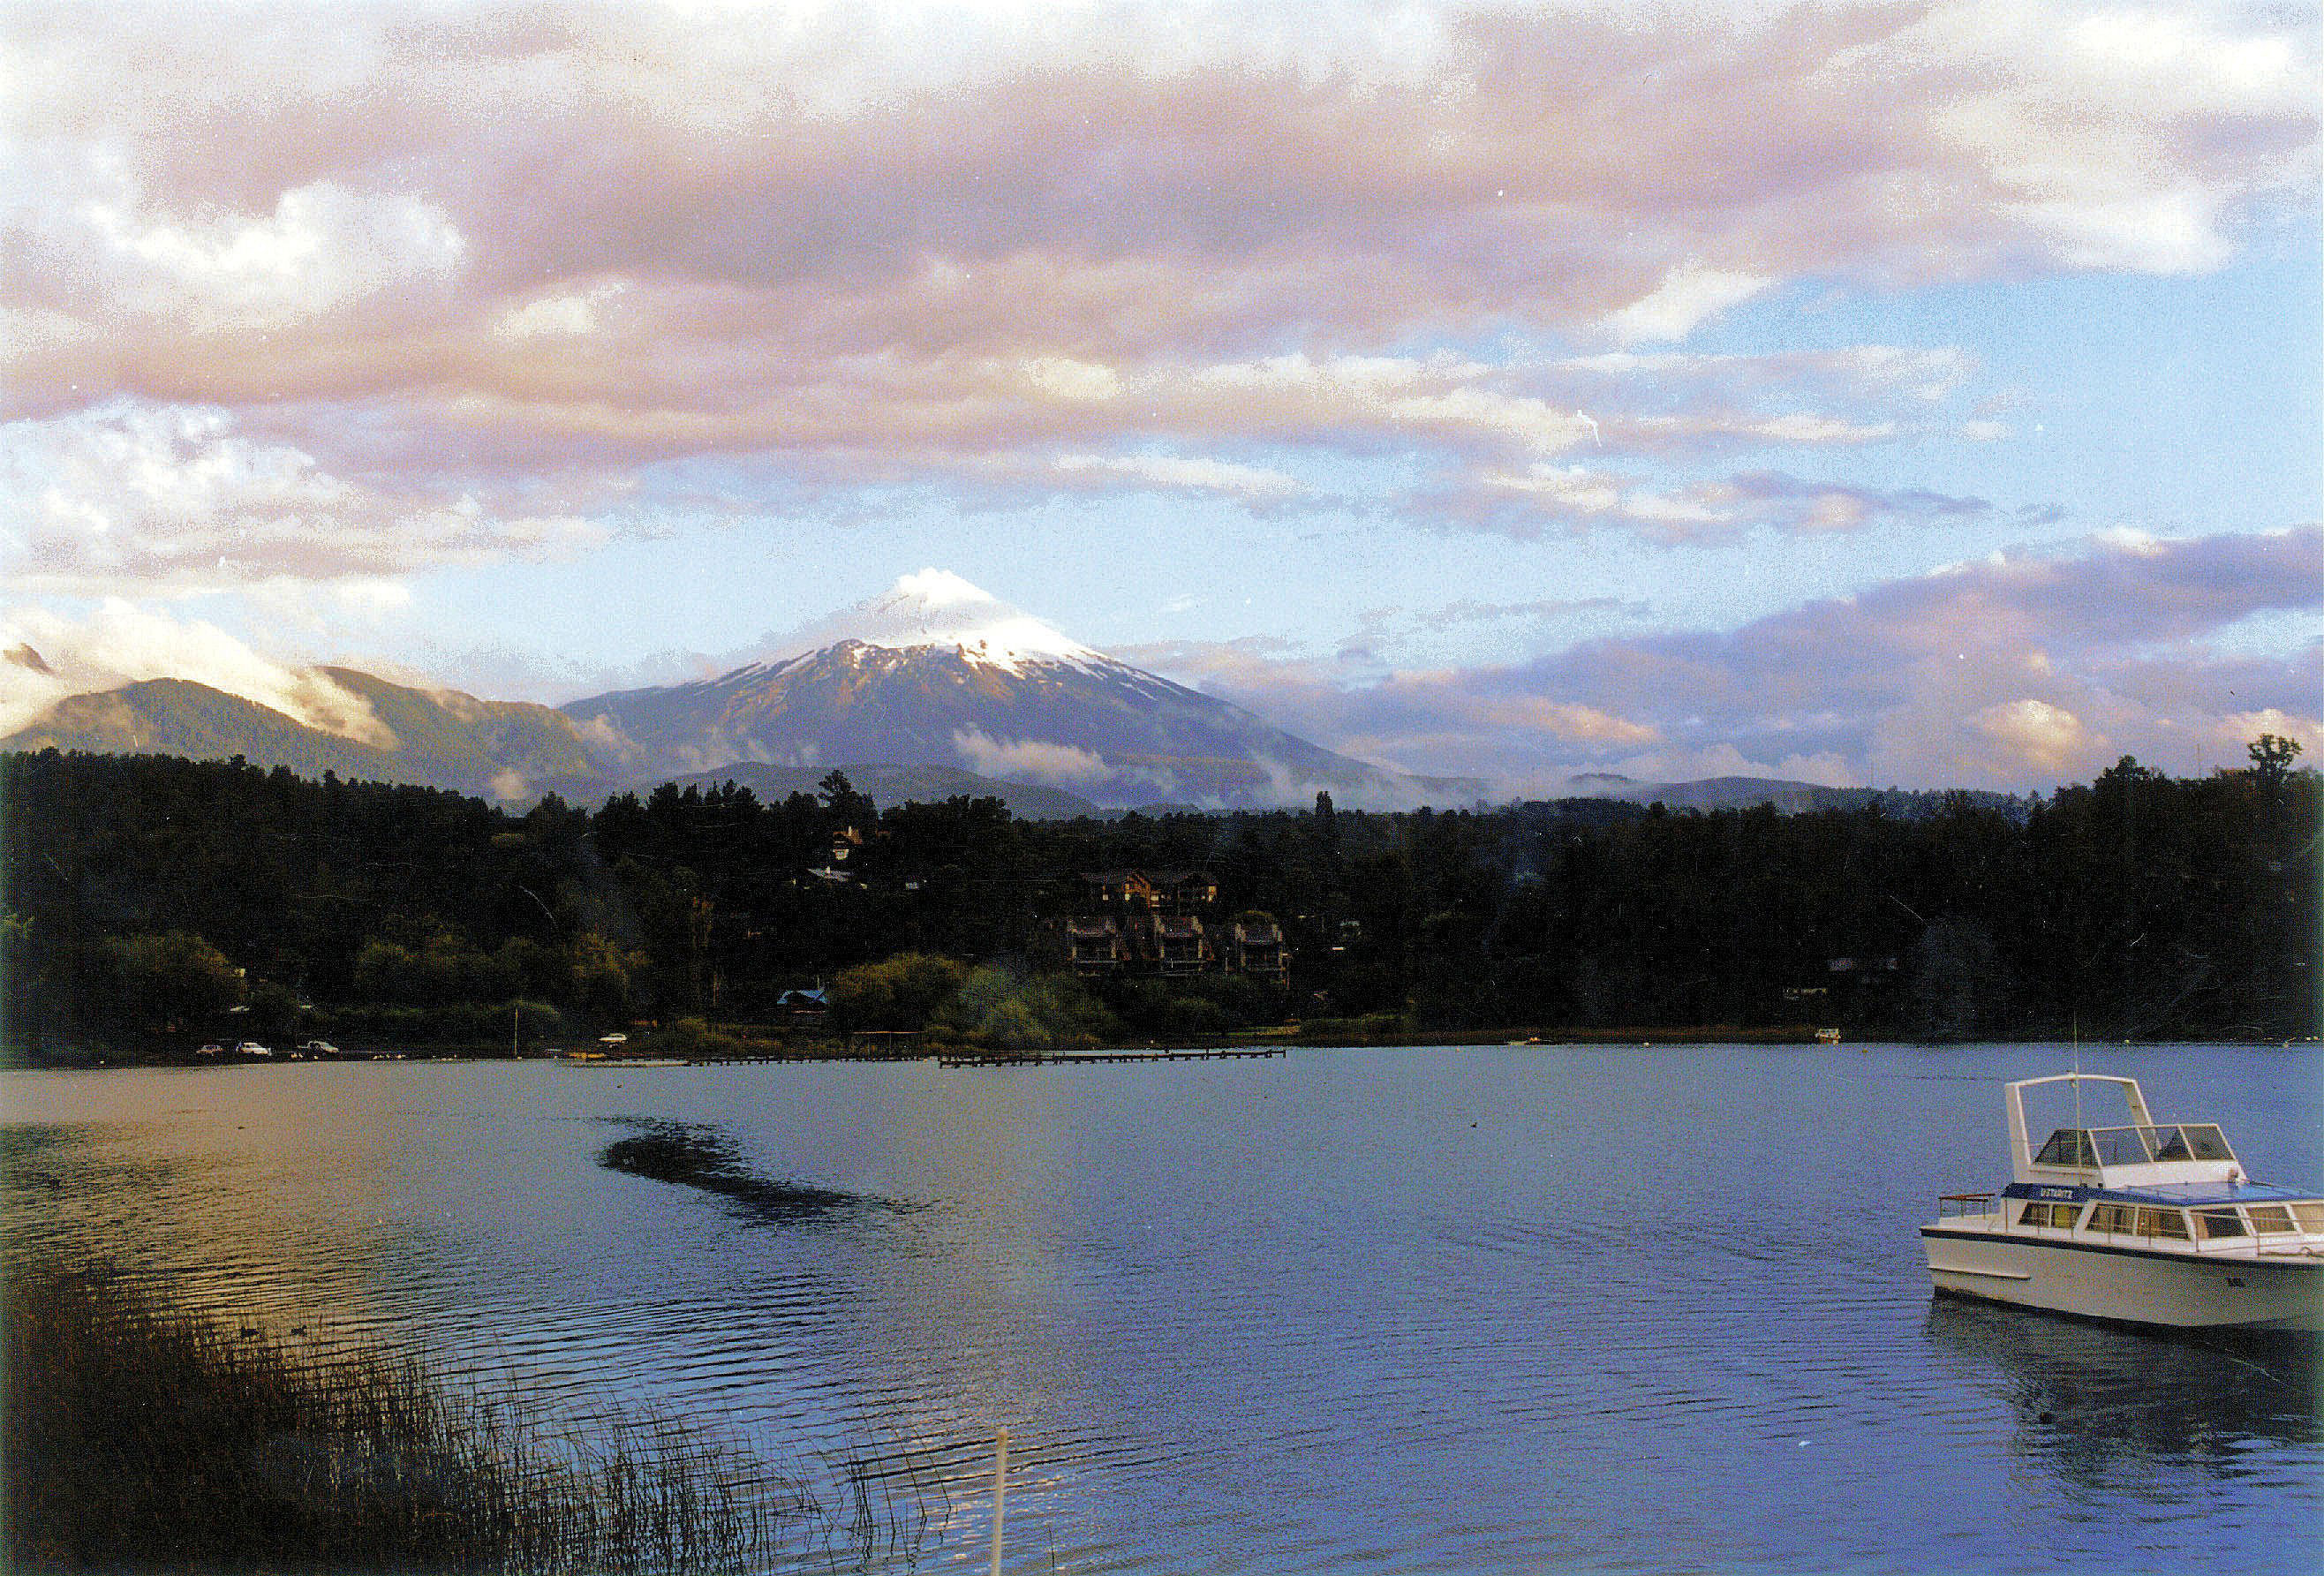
[7, 1044, 2320, 1573]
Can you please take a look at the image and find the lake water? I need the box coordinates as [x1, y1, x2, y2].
[6, 1044, 2320, 1574]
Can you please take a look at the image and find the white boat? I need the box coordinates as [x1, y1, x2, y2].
[1923, 1073, 2324, 1333]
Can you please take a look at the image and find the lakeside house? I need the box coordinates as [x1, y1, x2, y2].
[1231, 917, 1288, 982]
[1066, 916, 1132, 976]
[1078, 869, 1219, 915]
[777, 986, 828, 1022]
[1064, 871, 1288, 984]
[1155, 915, 1210, 976]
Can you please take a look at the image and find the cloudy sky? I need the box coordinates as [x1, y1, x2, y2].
[2, 0, 2317, 794]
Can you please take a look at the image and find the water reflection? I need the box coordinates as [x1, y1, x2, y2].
[1924, 1294, 2324, 1489]
[4, 1120, 170, 1196]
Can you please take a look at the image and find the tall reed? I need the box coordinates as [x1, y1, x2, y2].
[3, 1256, 885, 1573]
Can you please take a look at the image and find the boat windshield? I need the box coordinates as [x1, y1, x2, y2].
[2033, 1124, 2232, 1167]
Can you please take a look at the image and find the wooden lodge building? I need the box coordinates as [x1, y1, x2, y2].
[1066, 870, 1289, 984]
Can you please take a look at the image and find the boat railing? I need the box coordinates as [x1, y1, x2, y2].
[1936, 1192, 1997, 1222]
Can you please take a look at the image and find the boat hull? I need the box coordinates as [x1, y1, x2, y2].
[1923, 1225, 2324, 1332]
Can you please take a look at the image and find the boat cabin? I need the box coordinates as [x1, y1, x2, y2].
[1938, 1073, 2324, 1254]
[2007, 1074, 2244, 1188]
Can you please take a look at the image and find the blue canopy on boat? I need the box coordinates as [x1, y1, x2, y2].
[2002, 1180, 2316, 1206]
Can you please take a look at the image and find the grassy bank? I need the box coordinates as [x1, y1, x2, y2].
[2, 1256, 890, 1574]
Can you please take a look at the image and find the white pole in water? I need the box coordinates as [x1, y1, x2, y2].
[990, 1426, 1009, 1576]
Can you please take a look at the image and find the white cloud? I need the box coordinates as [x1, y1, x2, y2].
[0, 0, 2309, 626]
[494, 283, 623, 340]
[951, 728, 1117, 787]
[1477, 464, 1625, 514]
[1122, 528, 2323, 795]
[1604, 743, 1860, 790]
[0, 600, 396, 744]
[1053, 451, 1302, 498]
[1618, 489, 1732, 530]
[1603, 263, 1772, 346]
[1, 400, 607, 592]
[1017, 357, 1125, 403]
[1465, 695, 1660, 745]
[44, 172, 467, 328]
[1966, 697, 2101, 771]
[1563, 344, 1976, 403]
[239, 576, 413, 633]
[570, 713, 642, 760]
[950, 726, 1178, 794]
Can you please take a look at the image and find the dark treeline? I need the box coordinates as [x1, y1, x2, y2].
[2, 741, 2314, 1052]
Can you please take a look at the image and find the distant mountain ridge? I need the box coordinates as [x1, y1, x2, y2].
[0, 664, 1956, 820]
[1564, 773, 1858, 812]
[0, 569, 1442, 812]
[4, 665, 1936, 821]
[0, 668, 626, 804]
[1, 572, 1975, 819]
[557, 570, 1455, 810]
[0, 665, 1125, 818]
[1553, 773, 2027, 818]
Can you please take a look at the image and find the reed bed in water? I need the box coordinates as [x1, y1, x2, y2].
[2, 1256, 900, 1574]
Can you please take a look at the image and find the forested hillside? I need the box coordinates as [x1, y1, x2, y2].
[2, 743, 2313, 1056]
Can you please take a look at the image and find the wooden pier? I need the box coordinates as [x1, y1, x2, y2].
[939, 1046, 1288, 1068]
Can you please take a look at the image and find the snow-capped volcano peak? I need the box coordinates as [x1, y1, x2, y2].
[555, 567, 1438, 809]
[774, 569, 1103, 674]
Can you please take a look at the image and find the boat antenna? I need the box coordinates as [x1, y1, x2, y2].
[2071, 1014, 2084, 1164]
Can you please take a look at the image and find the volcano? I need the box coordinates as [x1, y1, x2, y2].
[562, 570, 1437, 809]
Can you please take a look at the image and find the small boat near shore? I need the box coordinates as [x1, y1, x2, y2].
[1923, 1073, 2324, 1333]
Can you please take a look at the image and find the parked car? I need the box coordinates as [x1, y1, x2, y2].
[298, 1039, 340, 1056]
[234, 1041, 273, 1057]
[195, 1043, 226, 1056]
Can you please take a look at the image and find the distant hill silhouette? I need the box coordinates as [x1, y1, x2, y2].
[663, 760, 1102, 820]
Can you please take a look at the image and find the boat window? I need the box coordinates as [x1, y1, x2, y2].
[2245, 1205, 2297, 1235]
[2291, 1203, 2324, 1234]
[2192, 1208, 2246, 1240]
[2034, 1129, 2096, 1167]
[2181, 1126, 2233, 1162]
[2018, 1202, 2080, 1229]
[2152, 1127, 2192, 1162]
[2090, 1128, 2152, 1165]
[2135, 1208, 2190, 1240]
[2087, 1203, 2133, 1233]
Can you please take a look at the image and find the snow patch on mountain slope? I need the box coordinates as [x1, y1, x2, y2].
[771, 569, 1103, 675]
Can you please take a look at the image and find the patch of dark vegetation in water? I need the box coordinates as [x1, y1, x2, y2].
[3, 1121, 187, 1210]
[598, 1120, 909, 1223]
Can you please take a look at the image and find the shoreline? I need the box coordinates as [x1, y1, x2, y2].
[11, 1026, 2318, 1071]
